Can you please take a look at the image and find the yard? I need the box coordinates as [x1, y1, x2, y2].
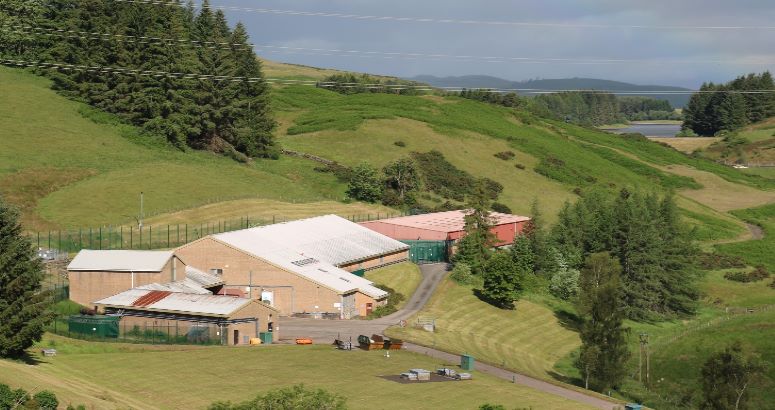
[0, 335, 594, 410]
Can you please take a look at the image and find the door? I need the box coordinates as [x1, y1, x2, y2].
[233, 329, 239, 345]
[342, 293, 357, 319]
[366, 303, 374, 316]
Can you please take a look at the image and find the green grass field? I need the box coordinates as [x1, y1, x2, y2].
[716, 203, 775, 271]
[0, 66, 394, 230]
[364, 262, 423, 311]
[386, 279, 581, 380]
[0, 335, 593, 410]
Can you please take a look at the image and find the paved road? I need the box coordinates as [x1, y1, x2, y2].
[278, 263, 621, 410]
[277, 263, 448, 344]
[403, 343, 619, 410]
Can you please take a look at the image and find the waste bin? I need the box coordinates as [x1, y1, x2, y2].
[259, 332, 273, 344]
[460, 354, 475, 371]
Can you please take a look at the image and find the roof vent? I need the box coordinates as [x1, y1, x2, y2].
[292, 257, 318, 267]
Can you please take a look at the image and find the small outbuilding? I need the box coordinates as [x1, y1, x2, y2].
[94, 289, 279, 345]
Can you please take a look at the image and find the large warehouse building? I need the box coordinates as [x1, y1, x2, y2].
[360, 210, 531, 262]
[175, 215, 410, 318]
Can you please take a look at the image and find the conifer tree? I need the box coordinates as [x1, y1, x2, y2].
[575, 252, 629, 391]
[455, 180, 496, 275]
[0, 196, 53, 358]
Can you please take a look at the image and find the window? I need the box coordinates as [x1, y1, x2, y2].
[209, 268, 223, 275]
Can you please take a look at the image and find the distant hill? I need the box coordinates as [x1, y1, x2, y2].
[409, 75, 692, 107]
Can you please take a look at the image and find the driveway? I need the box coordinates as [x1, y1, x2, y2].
[277, 263, 621, 410]
[277, 263, 448, 344]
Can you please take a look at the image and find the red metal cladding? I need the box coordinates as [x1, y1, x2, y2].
[132, 290, 172, 307]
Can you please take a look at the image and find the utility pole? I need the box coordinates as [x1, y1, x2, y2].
[139, 191, 144, 230]
[639, 333, 650, 386]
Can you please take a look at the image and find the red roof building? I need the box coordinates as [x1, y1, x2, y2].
[360, 210, 531, 248]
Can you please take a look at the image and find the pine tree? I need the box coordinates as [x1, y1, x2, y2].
[454, 180, 496, 274]
[575, 252, 630, 391]
[0, 196, 53, 358]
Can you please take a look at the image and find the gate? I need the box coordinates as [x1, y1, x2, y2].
[402, 240, 450, 264]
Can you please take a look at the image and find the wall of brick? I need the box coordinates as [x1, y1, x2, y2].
[175, 238, 344, 316]
[339, 250, 409, 272]
[68, 257, 186, 309]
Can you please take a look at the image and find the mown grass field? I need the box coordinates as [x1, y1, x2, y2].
[650, 137, 721, 153]
[364, 262, 423, 311]
[716, 203, 775, 271]
[0, 335, 593, 410]
[386, 278, 581, 380]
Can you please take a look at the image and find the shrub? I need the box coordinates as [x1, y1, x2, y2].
[450, 263, 476, 285]
[698, 253, 747, 270]
[724, 266, 770, 283]
[34, 390, 59, 410]
[209, 384, 347, 410]
[494, 151, 516, 160]
[491, 202, 512, 214]
[515, 163, 526, 170]
[394, 140, 406, 147]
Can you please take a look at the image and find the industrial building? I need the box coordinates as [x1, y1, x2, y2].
[360, 210, 531, 262]
[175, 215, 410, 318]
[67, 250, 195, 308]
[94, 289, 279, 345]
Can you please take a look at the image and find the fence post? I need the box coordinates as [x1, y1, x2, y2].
[79, 228, 83, 250]
[149, 225, 152, 249]
[108, 226, 111, 250]
[177, 224, 180, 246]
[99, 226, 102, 250]
[89, 227, 93, 249]
[246, 216, 249, 227]
[120, 226, 123, 249]
[185, 224, 188, 243]
[58, 230, 61, 253]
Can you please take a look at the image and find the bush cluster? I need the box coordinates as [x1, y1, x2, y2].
[724, 266, 770, 283]
[699, 253, 748, 270]
[0, 383, 75, 410]
[494, 151, 516, 160]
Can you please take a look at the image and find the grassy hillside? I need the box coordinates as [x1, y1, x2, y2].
[0, 66, 389, 229]
[4, 62, 770, 236]
[386, 278, 581, 379]
[0, 336, 593, 410]
[701, 118, 775, 165]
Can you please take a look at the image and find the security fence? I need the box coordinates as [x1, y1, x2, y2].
[48, 315, 223, 345]
[29, 212, 405, 254]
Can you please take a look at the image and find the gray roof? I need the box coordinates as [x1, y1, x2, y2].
[94, 289, 254, 317]
[135, 267, 224, 295]
[68, 250, 173, 272]
[211, 215, 395, 299]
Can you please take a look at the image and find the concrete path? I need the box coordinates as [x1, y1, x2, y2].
[278, 263, 621, 410]
[403, 343, 620, 410]
[277, 263, 448, 344]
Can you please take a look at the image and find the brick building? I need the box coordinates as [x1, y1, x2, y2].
[67, 250, 192, 308]
[94, 289, 278, 345]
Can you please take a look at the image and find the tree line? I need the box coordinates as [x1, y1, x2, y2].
[0, 0, 278, 159]
[684, 72, 775, 136]
[528, 92, 680, 125]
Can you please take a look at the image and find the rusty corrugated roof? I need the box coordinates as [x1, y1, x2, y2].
[132, 290, 171, 307]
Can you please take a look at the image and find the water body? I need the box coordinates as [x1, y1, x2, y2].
[603, 123, 683, 137]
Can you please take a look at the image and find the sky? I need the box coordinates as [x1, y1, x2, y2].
[216, 0, 775, 88]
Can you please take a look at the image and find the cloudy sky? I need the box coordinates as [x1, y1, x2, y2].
[217, 0, 775, 88]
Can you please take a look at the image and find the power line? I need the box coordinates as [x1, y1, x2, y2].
[110, 0, 775, 31]
[6, 25, 775, 66]
[4, 58, 775, 94]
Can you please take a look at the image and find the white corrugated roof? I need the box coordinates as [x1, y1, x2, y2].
[217, 215, 408, 266]
[212, 215, 392, 299]
[185, 266, 224, 288]
[136, 278, 212, 295]
[94, 289, 253, 317]
[68, 250, 173, 272]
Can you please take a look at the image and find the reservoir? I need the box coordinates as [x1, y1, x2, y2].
[603, 123, 683, 137]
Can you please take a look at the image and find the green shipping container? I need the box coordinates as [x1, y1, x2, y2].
[68, 315, 120, 338]
[259, 332, 273, 344]
[460, 354, 475, 371]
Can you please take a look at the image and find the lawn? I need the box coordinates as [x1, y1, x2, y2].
[365, 262, 423, 310]
[0, 335, 593, 410]
[385, 279, 580, 380]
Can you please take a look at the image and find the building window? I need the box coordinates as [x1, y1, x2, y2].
[209, 268, 223, 275]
